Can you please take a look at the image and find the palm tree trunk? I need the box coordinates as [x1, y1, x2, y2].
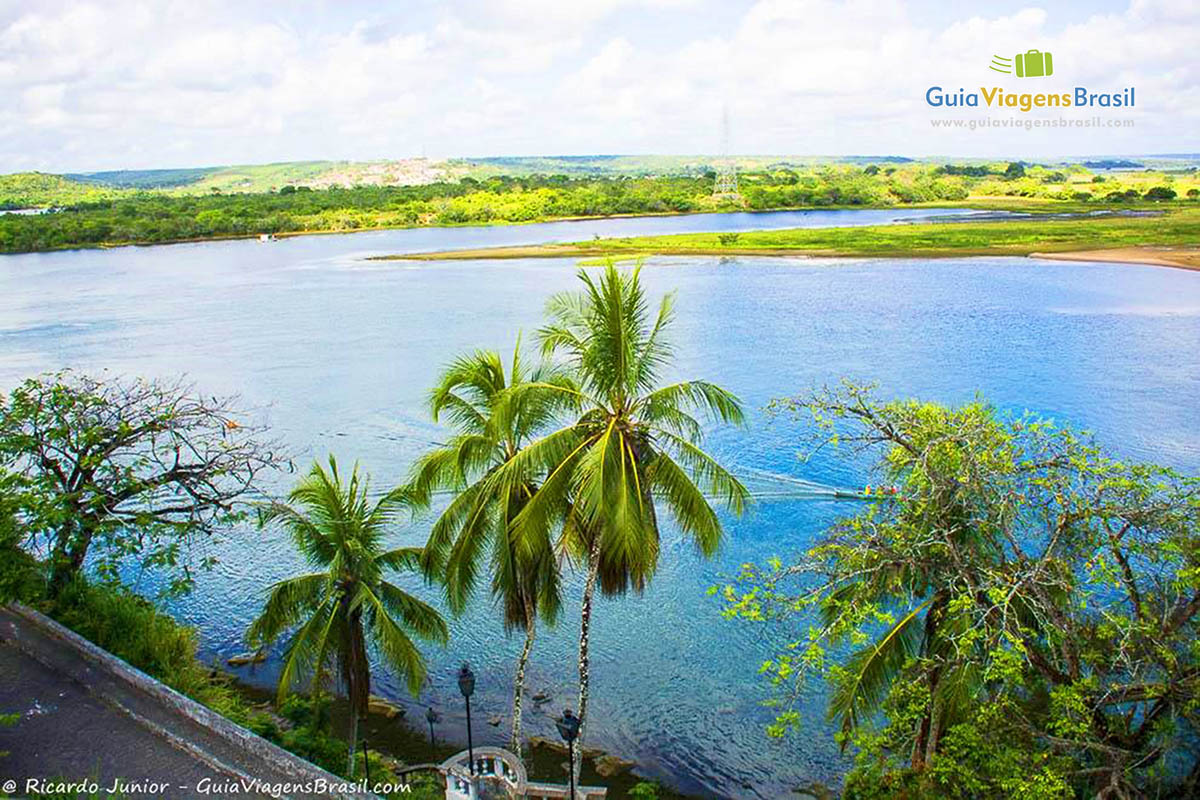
[573, 536, 602, 787]
[344, 607, 370, 777]
[510, 595, 537, 757]
[347, 708, 360, 777]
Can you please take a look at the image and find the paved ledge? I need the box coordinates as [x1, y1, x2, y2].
[0, 604, 376, 799]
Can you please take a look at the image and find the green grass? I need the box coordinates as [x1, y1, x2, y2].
[48, 579, 257, 725]
[566, 204, 1200, 259]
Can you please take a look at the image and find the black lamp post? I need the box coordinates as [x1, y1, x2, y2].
[457, 663, 476, 776]
[556, 708, 581, 800]
[425, 707, 439, 756]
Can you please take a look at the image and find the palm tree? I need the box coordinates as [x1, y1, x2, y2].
[246, 456, 448, 775]
[495, 261, 749, 781]
[407, 340, 578, 757]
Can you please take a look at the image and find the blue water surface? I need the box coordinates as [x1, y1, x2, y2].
[1, 210, 1198, 798]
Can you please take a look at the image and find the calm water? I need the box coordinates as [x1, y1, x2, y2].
[2, 209, 1199, 798]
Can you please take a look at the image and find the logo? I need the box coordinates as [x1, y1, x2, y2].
[923, 47, 1134, 112]
[990, 49, 1054, 78]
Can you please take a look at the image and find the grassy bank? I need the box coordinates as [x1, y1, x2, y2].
[384, 204, 1200, 266]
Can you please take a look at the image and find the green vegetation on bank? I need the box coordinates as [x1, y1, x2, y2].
[404, 204, 1199, 262]
[3, 160, 1197, 254]
[582, 203, 1200, 257]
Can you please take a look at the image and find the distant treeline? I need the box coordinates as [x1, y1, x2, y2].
[0, 164, 1192, 254]
[0, 169, 972, 253]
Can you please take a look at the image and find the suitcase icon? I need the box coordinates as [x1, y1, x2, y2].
[1015, 49, 1053, 78]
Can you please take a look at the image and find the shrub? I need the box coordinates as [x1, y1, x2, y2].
[1144, 186, 1177, 200]
[47, 579, 255, 726]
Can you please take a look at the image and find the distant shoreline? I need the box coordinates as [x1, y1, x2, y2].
[0, 198, 1099, 256]
[373, 208, 1200, 271]
[378, 243, 1200, 271]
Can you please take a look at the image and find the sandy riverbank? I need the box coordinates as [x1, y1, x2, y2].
[1029, 246, 1200, 271]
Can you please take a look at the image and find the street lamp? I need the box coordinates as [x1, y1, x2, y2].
[457, 663, 476, 776]
[556, 708, 581, 800]
[425, 707, 439, 756]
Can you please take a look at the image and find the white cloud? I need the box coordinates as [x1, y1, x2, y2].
[0, 0, 1195, 170]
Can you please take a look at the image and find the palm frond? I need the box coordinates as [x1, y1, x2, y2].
[828, 599, 930, 746]
[245, 572, 330, 648]
[361, 585, 429, 696]
[274, 596, 339, 704]
[638, 380, 745, 427]
[376, 580, 450, 644]
[646, 450, 725, 557]
[654, 429, 749, 514]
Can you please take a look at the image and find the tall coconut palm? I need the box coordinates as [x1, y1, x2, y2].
[495, 261, 749, 781]
[407, 340, 578, 757]
[246, 456, 448, 775]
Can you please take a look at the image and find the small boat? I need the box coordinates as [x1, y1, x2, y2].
[258, 233, 277, 242]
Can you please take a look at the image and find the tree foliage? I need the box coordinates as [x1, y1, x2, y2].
[487, 261, 749, 781]
[247, 457, 448, 703]
[496, 261, 750, 595]
[406, 339, 578, 755]
[0, 168, 978, 253]
[724, 382, 1200, 798]
[0, 371, 286, 595]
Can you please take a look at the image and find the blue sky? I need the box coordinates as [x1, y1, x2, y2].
[0, 0, 1196, 171]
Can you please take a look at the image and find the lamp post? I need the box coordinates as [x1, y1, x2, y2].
[556, 708, 581, 800]
[425, 707, 439, 756]
[457, 663, 476, 776]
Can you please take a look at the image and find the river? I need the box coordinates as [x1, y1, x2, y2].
[2, 208, 1199, 798]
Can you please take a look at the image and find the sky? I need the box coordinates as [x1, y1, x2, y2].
[1, 0, 1197, 172]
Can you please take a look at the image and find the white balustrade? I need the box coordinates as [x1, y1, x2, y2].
[438, 745, 607, 799]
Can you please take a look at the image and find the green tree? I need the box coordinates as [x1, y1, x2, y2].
[407, 340, 578, 756]
[725, 382, 1200, 797]
[0, 371, 284, 596]
[1143, 186, 1177, 200]
[0, 469, 42, 603]
[246, 456, 448, 775]
[496, 261, 748, 781]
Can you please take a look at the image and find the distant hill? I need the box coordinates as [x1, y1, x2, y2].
[67, 160, 458, 195]
[12, 154, 1189, 209]
[0, 172, 127, 209]
[66, 167, 222, 189]
[1082, 159, 1145, 170]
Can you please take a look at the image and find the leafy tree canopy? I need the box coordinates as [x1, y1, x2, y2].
[723, 382, 1200, 799]
[0, 371, 286, 595]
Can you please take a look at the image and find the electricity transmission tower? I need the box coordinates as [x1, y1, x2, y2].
[713, 107, 741, 200]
